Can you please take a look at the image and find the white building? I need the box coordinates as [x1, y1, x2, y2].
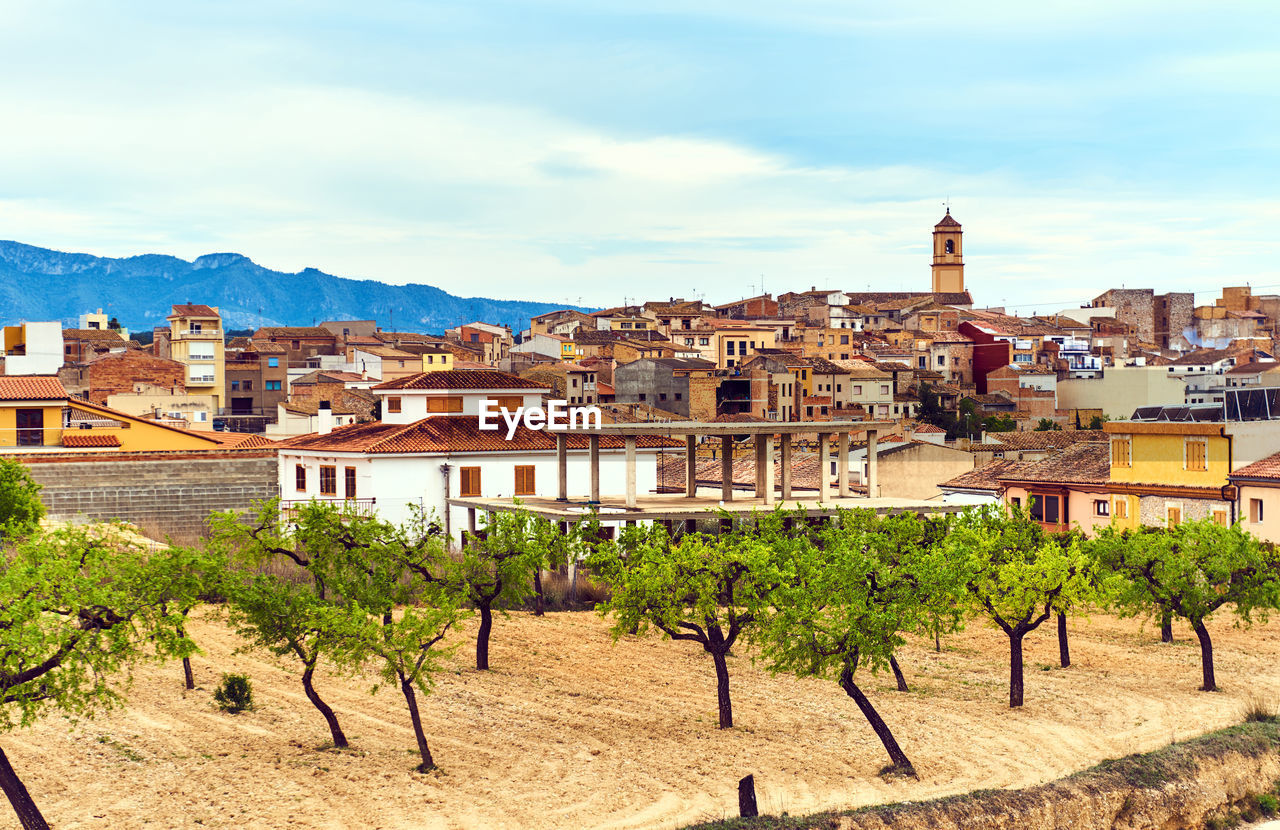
[277, 370, 674, 541]
[2, 321, 63, 375]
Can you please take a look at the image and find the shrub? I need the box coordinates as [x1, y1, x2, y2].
[1258, 793, 1279, 817]
[213, 673, 254, 713]
[1241, 695, 1279, 724]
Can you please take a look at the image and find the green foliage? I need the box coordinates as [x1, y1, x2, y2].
[1034, 418, 1062, 431]
[1086, 414, 1109, 430]
[0, 458, 45, 541]
[213, 673, 253, 713]
[0, 525, 200, 733]
[1257, 793, 1279, 816]
[982, 414, 1017, 433]
[458, 509, 560, 611]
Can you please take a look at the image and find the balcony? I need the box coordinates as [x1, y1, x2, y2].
[180, 329, 222, 339]
[280, 498, 378, 520]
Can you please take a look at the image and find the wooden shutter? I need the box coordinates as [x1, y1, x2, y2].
[345, 467, 357, 499]
[428, 396, 464, 413]
[514, 465, 535, 496]
[295, 464, 307, 492]
[460, 466, 481, 497]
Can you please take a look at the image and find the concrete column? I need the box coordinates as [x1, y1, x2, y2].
[837, 431, 850, 498]
[818, 433, 830, 503]
[557, 432, 568, 501]
[867, 429, 879, 499]
[780, 433, 792, 500]
[753, 436, 766, 498]
[625, 435, 637, 508]
[467, 507, 477, 533]
[685, 434, 697, 498]
[762, 434, 775, 505]
[721, 435, 734, 502]
[589, 434, 600, 503]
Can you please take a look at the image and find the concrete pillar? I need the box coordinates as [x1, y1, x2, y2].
[780, 433, 792, 500]
[754, 436, 766, 498]
[762, 433, 775, 505]
[867, 429, 879, 499]
[818, 433, 830, 503]
[557, 432, 568, 501]
[467, 507, 477, 533]
[625, 435, 637, 508]
[721, 435, 734, 502]
[685, 434, 697, 498]
[837, 431, 850, 498]
[589, 434, 600, 503]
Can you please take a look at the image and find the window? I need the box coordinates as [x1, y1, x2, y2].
[1166, 505, 1182, 527]
[268, 357, 279, 368]
[639, 393, 647, 402]
[659, 393, 667, 401]
[266, 380, 282, 391]
[345, 467, 357, 499]
[938, 355, 946, 366]
[514, 465, 535, 496]
[880, 384, 890, 395]
[1113, 497, 1129, 519]
[852, 384, 862, 395]
[243, 380, 253, 391]
[427, 396, 464, 413]
[1185, 438, 1207, 472]
[387, 397, 402, 413]
[230, 380, 240, 391]
[1029, 493, 1062, 524]
[725, 341, 735, 355]
[674, 392, 682, 401]
[319, 465, 336, 496]
[295, 465, 306, 492]
[460, 466, 481, 497]
[488, 396, 523, 411]
[291, 340, 300, 349]
[1011, 496, 1021, 508]
[945, 239, 955, 254]
[1212, 509, 1228, 527]
[1111, 437, 1132, 468]
[699, 337, 709, 346]
[1251, 498, 1265, 523]
[1094, 499, 1109, 517]
[840, 335, 849, 345]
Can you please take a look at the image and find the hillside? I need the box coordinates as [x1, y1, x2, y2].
[0, 241, 585, 333]
[4, 610, 1279, 829]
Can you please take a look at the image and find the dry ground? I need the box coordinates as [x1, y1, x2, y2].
[5, 609, 1280, 830]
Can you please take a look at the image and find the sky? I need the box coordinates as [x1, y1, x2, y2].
[0, 1, 1277, 310]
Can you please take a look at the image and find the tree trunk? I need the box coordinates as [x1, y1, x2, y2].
[301, 662, 348, 748]
[476, 601, 493, 671]
[399, 677, 437, 772]
[738, 774, 758, 817]
[934, 630, 941, 652]
[838, 667, 915, 775]
[532, 569, 545, 616]
[1057, 612, 1070, 669]
[1161, 611, 1174, 643]
[1009, 631, 1026, 708]
[182, 656, 195, 690]
[711, 650, 734, 729]
[0, 745, 49, 830]
[889, 655, 909, 692]
[1193, 619, 1217, 692]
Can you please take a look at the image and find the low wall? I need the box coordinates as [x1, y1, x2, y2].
[8, 449, 279, 540]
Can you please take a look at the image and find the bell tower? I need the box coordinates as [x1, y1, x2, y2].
[931, 209, 964, 294]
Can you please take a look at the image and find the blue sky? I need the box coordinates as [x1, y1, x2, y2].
[0, 1, 1276, 309]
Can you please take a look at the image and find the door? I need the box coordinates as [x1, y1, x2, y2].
[16, 409, 43, 446]
[231, 397, 254, 415]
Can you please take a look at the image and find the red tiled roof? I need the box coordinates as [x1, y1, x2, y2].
[61, 433, 121, 448]
[989, 430, 1107, 451]
[190, 431, 278, 448]
[0, 376, 68, 401]
[281, 416, 682, 454]
[996, 442, 1111, 486]
[254, 326, 335, 339]
[168, 304, 219, 318]
[941, 459, 1019, 492]
[914, 423, 946, 434]
[935, 210, 961, 228]
[1230, 451, 1280, 482]
[63, 328, 126, 341]
[372, 370, 548, 391]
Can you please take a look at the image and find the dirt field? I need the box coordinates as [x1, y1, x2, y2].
[5, 608, 1280, 830]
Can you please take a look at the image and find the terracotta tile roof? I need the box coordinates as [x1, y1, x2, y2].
[996, 442, 1111, 486]
[596, 382, 614, 396]
[282, 416, 682, 454]
[453, 360, 494, 370]
[282, 400, 360, 416]
[63, 328, 126, 341]
[372, 370, 548, 391]
[988, 430, 1108, 451]
[940, 459, 1019, 492]
[190, 431, 278, 448]
[168, 304, 219, 318]
[1229, 451, 1280, 482]
[246, 341, 288, 354]
[352, 345, 417, 359]
[61, 433, 121, 448]
[935, 210, 961, 228]
[914, 423, 946, 434]
[1226, 361, 1280, 375]
[1171, 348, 1236, 366]
[253, 327, 335, 339]
[0, 375, 68, 401]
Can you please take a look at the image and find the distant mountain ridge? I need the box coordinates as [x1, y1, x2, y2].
[0, 241, 590, 334]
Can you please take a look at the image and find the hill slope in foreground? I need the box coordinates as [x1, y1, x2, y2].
[5, 611, 1280, 829]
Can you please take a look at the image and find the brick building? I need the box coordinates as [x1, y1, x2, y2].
[251, 326, 340, 366]
[73, 350, 187, 406]
[1091, 288, 1194, 350]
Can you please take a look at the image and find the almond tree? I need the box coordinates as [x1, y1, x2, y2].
[590, 522, 780, 729]
[1093, 520, 1280, 692]
[0, 527, 199, 830]
[946, 505, 1094, 707]
[757, 511, 937, 775]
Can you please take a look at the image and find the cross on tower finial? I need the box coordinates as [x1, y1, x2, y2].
[944, 196, 950, 213]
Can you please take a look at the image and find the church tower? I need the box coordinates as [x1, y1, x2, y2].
[931, 209, 964, 294]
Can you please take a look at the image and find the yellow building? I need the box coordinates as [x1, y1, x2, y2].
[165, 304, 225, 410]
[419, 348, 454, 373]
[560, 340, 582, 361]
[931, 210, 964, 294]
[1104, 421, 1235, 530]
[0, 375, 221, 451]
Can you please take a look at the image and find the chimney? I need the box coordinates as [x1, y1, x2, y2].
[318, 400, 333, 435]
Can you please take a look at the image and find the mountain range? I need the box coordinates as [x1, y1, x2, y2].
[0, 241, 588, 334]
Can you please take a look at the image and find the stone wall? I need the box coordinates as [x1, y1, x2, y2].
[9, 449, 278, 540]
